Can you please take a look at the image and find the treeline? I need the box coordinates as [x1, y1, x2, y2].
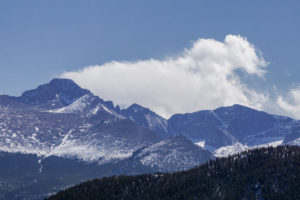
[46, 145, 300, 200]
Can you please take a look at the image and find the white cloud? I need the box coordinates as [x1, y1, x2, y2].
[277, 87, 300, 119]
[61, 35, 269, 118]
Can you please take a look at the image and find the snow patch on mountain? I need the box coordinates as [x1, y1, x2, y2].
[195, 141, 205, 148]
[214, 140, 283, 157]
[214, 143, 249, 157]
[49, 94, 91, 113]
[47, 139, 134, 163]
[286, 137, 300, 145]
[48, 94, 124, 119]
[255, 140, 283, 148]
[0, 145, 48, 157]
[46, 130, 137, 163]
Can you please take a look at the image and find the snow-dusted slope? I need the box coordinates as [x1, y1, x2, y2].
[0, 79, 160, 163]
[1, 78, 216, 173]
[0, 103, 158, 163]
[49, 93, 124, 119]
[134, 135, 214, 172]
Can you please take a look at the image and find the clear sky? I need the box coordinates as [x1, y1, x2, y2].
[1, 0, 300, 118]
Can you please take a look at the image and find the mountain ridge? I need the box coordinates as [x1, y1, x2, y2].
[1, 78, 300, 158]
[1, 78, 300, 199]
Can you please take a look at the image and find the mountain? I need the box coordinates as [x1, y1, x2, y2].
[120, 103, 169, 138]
[0, 79, 162, 163]
[2, 78, 298, 161]
[168, 104, 298, 153]
[120, 103, 299, 155]
[0, 78, 213, 199]
[46, 145, 300, 200]
[2, 78, 300, 199]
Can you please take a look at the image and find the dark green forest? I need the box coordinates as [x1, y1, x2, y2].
[47, 146, 300, 200]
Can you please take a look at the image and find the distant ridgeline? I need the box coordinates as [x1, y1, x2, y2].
[47, 146, 300, 200]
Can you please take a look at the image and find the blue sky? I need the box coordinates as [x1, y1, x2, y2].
[1, 1, 300, 118]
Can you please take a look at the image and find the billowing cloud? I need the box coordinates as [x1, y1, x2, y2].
[61, 35, 269, 118]
[277, 87, 300, 119]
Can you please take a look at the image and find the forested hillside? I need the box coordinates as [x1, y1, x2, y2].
[47, 145, 300, 200]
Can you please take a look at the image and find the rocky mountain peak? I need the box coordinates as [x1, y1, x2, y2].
[121, 103, 169, 138]
[18, 78, 91, 108]
[126, 103, 150, 113]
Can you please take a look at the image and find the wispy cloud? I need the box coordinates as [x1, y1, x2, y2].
[61, 35, 269, 118]
[277, 87, 300, 119]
